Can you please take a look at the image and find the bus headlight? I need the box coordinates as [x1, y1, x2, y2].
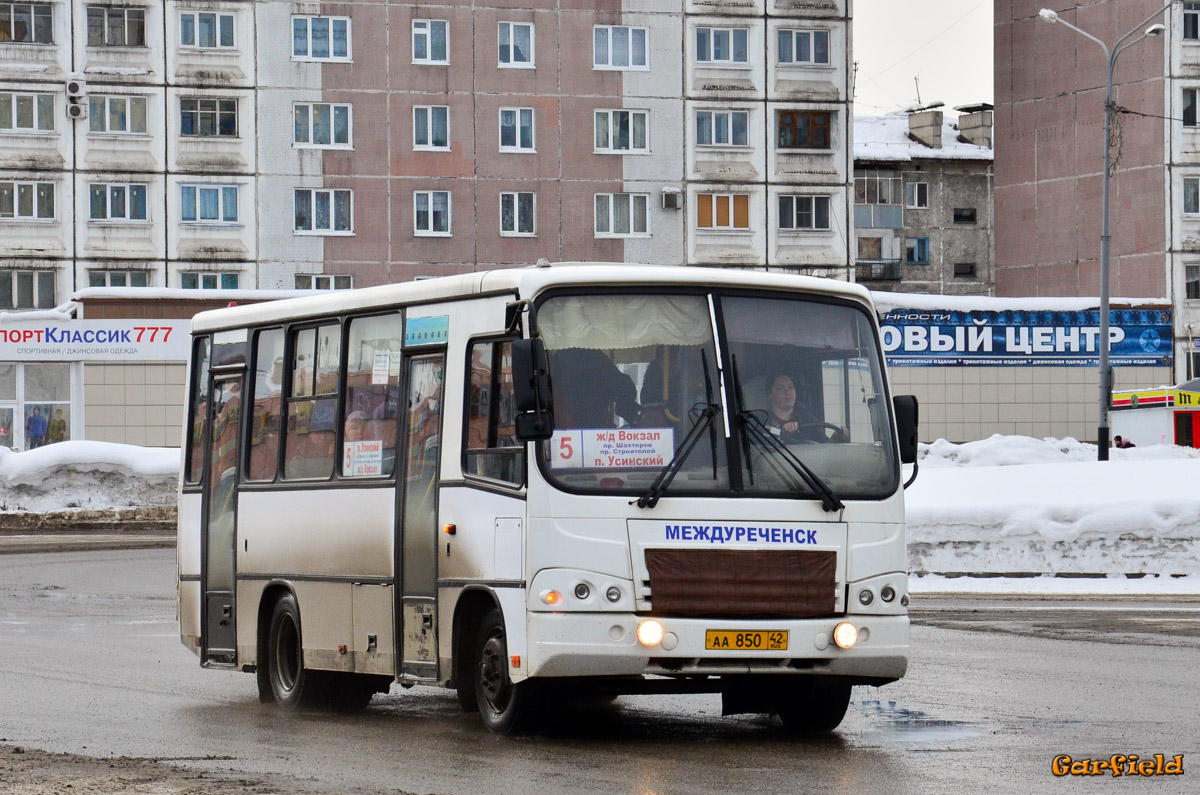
[857, 589, 874, 606]
[606, 586, 622, 603]
[637, 619, 664, 647]
[574, 583, 591, 600]
[833, 622, 859, 649]
[880, 585, 896, 603]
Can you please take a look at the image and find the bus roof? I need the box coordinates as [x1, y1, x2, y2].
[190, 263, 873, 333]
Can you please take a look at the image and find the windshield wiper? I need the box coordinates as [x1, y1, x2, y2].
[636, 353, 720, 509]
[730, 356, 844, 513]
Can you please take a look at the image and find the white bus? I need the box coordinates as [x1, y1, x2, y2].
[178, 264, 919, 734]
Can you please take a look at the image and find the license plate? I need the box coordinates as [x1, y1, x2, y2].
[705, 630, 789, 651]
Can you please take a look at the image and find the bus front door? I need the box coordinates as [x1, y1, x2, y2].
[201, 374, 242, 666]
[398, 354, 444, 681]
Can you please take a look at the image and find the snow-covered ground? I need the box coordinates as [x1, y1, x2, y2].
[3, 437, 1198, 595]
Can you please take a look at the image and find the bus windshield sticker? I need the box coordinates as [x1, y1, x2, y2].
[550, 428, 675, 469]
[344, 440, 384, 476]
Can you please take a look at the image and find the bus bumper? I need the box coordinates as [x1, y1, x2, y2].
[523, 612, 908, 682]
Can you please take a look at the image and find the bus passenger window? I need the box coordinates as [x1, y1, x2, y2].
[342, 313, 402, 478]
[246, 328, 284, 481]
[464, 340, 524, 485]
[284, 323, 341, 480]
[185, 337, 210, 484]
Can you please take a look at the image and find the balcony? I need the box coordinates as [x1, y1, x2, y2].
[855, 259, 902, 282]
[853, 204, 903, 229]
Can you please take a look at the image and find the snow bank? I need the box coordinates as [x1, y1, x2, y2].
[907, 437, 1200, 578]
[0, 442, 179, 513]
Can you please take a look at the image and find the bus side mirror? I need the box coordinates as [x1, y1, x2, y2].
[893, 395, 919, 464]
[512, 338, 554, 441]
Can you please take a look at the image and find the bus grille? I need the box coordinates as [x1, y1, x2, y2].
[643, 548, 836, 619]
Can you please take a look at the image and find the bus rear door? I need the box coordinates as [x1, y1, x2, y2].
[201, 371, 243, 666]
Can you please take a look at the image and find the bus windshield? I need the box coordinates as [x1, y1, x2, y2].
[537, 290, 898, 499]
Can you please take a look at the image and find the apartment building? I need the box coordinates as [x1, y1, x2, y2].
[995, 0, 1200, 382]
[0, 1, 855, 445]
[853, 106, 994, 295]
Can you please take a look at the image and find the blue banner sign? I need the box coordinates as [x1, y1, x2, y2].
[880, 308, 1172, 366]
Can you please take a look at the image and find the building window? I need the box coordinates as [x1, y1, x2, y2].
[296, 274, 352, 290]
[414, 190, 450, 235]
[696, 27, 748, 64]
[181, 272, 238, 289]
[294, 188, 352, 234]
[86, 6, 144, 47]
[292, 15, 350, 61]
[778, 195, 830, 231]
[180, 98, 237, 137]
[1186, 89, 1198, 127]
[0, 181, 53, 220]
[413, 105, 449, 150]
[88, 95, 147, 134]
[180, 184, 238, 223]
[905, 182, 929, 208]
[697, 193, 750, 230]
[88, 269, 148, 287]
[294, 102, 351, 148]
[89, 183, 147, 221]
[412, 19, 447, 64]
[905, 237, 930, 265]
[0, 91, 53, 131]
[1186, 177, 1200, 214]
[499, 107, 534, 152]
[0, 3, 53, 43]
[778, 29, 829, 65]
[594, 109, 649, 154]
[498, 22, 533, 67]
[696, 109, 748, 146]
[854, 174, 901, 204]
[953, 262, 976, 278]
[777, 110, 832, 149]
[1186, 265, 1200, 299]
[500, 191, 535, 236]
[594, 193, 649, 237]
[1187, 3, 1200, 41]
[0, 269, 55, 309]
[953, 207, 977, 224]
[180, 11, 235, 49]
[594, 25, 648, 69]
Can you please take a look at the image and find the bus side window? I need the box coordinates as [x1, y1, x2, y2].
[185, 337, 211, 485]
[341, 313, 402, 478]
[246, 328, 284, 482]
[284, 323, 341, 480]
[464, 339, 524, 486]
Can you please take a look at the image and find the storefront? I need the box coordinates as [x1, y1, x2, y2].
[1111, 382, 1200, 448]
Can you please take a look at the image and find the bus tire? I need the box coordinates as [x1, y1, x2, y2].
[263, 593, 325, 711]
[473, 608, 537, 735]
[775, 680, 852, 733]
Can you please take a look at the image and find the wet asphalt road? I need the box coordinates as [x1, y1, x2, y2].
[0, 549, 1197, 794]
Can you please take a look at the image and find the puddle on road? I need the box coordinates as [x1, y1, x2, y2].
[853, 698, 981, 747]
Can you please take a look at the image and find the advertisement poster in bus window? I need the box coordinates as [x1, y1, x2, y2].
[551, 428, 675, 469]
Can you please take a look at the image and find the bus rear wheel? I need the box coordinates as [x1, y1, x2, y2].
[473, 608, 538, 735]
[261, 593, 325, 711]
[775, 680, 852, 733]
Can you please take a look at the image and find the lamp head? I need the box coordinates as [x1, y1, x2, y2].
[1145, 23, 1166, 37]
[1038, 8, 1059, 23]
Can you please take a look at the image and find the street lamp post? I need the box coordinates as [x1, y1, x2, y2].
[1038, 4, 1172, 461]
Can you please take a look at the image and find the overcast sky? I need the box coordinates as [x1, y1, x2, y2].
[854, 0, 994, 116]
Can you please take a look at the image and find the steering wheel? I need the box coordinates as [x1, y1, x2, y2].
[793, 422, 846, 443]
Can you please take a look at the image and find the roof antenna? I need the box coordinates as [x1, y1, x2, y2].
[914, 76, 922, 106]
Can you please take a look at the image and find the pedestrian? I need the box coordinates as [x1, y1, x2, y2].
[1114, 435, 1135, 449]
[25, 407, 47, 449]
[47, 409, 66, 444]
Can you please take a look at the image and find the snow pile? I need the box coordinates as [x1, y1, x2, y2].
[907, 436, 1200, 579]
[0, 441, 179, 513]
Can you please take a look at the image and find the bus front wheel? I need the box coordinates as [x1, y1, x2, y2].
[775, 680, 852, 733]
[473, 608, 538, 734]
[262, 593, 324, 711]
